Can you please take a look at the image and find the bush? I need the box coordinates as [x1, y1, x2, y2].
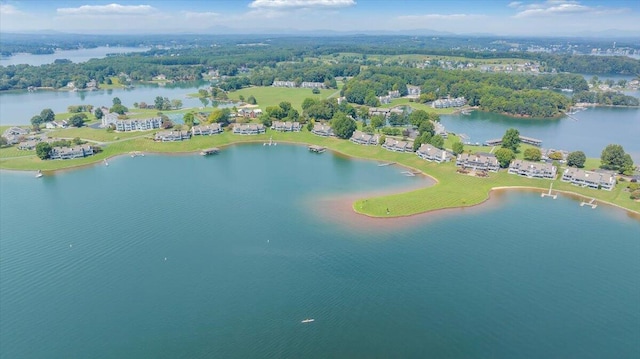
[630, 189, 640, 200]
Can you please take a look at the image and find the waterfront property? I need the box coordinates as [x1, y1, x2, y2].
[456, 153, 500, 172]
[368, 107, 404, 118]
[238, 108, 263, 119]
[44, 120, 69, 129]
[311, 123, 334, 137]
[350, 130, 379, 145]
[485, 135, 543, 147]
[271, 121, 302, 132]
[508, 159, 557, 179]
[432, 97, 466, 108]
[2, 126, 29, 144]
[49, 145, 94, 160]
[232, 124, 266, 135]
[308, 145, 326, 153]
[191, 124, 222, 136]
[300, 82, 326, 89]
[406, 85, 421, 97]
[272, 80, 296, 88]
[434, 121, 448, 138]
[381, 138, 414, 153]
[561, 168, 616, 191]
[17, 139, 40, 151]
[416, 144, 452, 163]
[154, 130, 192, 142]
[101, 112, 163, 132]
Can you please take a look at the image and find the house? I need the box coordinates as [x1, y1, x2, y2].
[508, 159, 557, 179]
[456, 153, 500, 172]
[381, 138, 414, 153]
[311, 124, 334, 137]
[337, 96, 347, 105]
[406, 85, 421, 97]
[17, 139, 40, 151]
[369, 108, 391, 117]
[432, 97, 466, 108]
[101, 112, 120, 127]
[191, 123, 222, 136]
[49, 145, 94, 160]
[114, 118, 163, 132]
[433, 121, 448, 139]
[300, 82, 325, 89]
[45, 121, 68, 129]
[232, 124, 266, 135]
[272, 80, 296, 88]
[2, 126, 29, 144]
[271, 121, 302, 132]
[238, 108, 263, 119]
[416, 144, 452, 163]
[154, 130, 191, 142]
[378, 95, 391, 105]
[153, 74, 167, 81]
[388, 90, 401, 99]
[561, 168, 616, 190]
[350, 131, 379, 145]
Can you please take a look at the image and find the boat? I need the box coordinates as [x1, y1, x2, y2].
[35, 170, 43, 178]
[301, 319, 315, 323]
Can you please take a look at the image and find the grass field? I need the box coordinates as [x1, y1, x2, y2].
[226, 86, 339, 112]
[1, 127, 637, 216]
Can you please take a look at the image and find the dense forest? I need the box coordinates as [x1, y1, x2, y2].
[573, 91, 640, 106]
[342, 68, 581, 117]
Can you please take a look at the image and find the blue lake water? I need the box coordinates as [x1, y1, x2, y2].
[440, 107, 640, 161]
[0, 47, 150, 67]
[1, 144, 639, 359]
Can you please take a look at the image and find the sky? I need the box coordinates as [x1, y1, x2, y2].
[1, 0, 639, 36]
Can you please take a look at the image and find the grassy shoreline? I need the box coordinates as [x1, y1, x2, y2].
[1, 128, 638, 218]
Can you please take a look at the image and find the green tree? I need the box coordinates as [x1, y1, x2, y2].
[418, 120, 435, 137]
[69, 114, 85, 127]
[523, 147, 542, 161]
[566, 151, 586, 168]
[239, 95, 245, 102]
[601, 144, 634, 174]
[248, 95, 257, 105]
[370, 115, 385, 129]
[429, 135, 444, 149]
[301, 98, 317, 110]
[183, 112, 195, 128]
[110, 104, 128, 115]
[0, 136, 8, 147]
[35, 142, 52, 160]
[208, 108, 231, 125]
[549, 151, 564, 160]
[171, 99, 183, 110]
[112, 97, 122, 106]
[154, 96, 165, 110]
[452, 141, 464, 155]
[501, 128, 520, 152]
[331, 112, 357, 139]
[494, 148, 515, 168]
[40, 108, 55, 123]
[30, 115, 44, 126]
[94, 107, 104, 120]
[259, 113, 272, 127]
[408, 109, 429, 127]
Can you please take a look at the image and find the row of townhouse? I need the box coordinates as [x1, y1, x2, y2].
[154, 131, 191, 142]
[191, 124, 223, 136]
[50, 145, 94, 160]
[561, 168, 616, 191]
[311, 124, 334, 137]
[382, 138, 414, 153]
[115, 118, 162, 132]
[271, 121, 302, 132]
[508, 159, 557, 179]
[272, 81, 326, 89]
[233, 124, 266, 135]
[368, 107, 404, 118]
[2, 126, 30, 145]
[238, 108, 263, 118]
[455, 153, 500, 172]
[416, 144, 453, 163]
[350, 131, 379, 145]
[432, 97, 466, 109]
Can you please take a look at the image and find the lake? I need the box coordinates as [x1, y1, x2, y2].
[1, 144, 639, 359]
[0, 46, 150, 67]
[440, 107, 640, 162]
[0, 82, 210, 126]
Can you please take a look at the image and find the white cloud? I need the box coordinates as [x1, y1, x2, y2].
[0, 4, 22, 15]
[512, 0, 627, 18]
[507, 1, 523, 8]
[248, 0, 356, 9]
[398, 13, 486, 21]
[57, 3, 157, 16]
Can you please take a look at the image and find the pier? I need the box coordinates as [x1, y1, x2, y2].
[580, 198, 597, 209]
[200, 148, 220, 156]
[377, 162, 395, 167]
[129, 151, 144, 157]
[308, 145, 326, 153]
[485, 135, 542, 147]
[541, 183, 557, 199]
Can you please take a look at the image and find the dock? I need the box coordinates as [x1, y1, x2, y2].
[377, 162, 395, 167]
[485, 135, 542, 147]
[129, 151, 144, 157]
[308, 145, 326, 153]
[580, 198, 597, 209]
[200, 147, 220, 156]
[541, 183, 557, 199]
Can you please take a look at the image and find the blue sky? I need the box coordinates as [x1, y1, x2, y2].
[1, 0, 639, 36]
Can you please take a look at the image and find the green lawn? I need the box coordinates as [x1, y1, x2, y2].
[226, 86, 338, 112]
[1, 127, 637, 216]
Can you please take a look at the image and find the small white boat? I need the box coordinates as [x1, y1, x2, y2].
[301, 319, 315, 323]
[35, 170, 43, 178]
